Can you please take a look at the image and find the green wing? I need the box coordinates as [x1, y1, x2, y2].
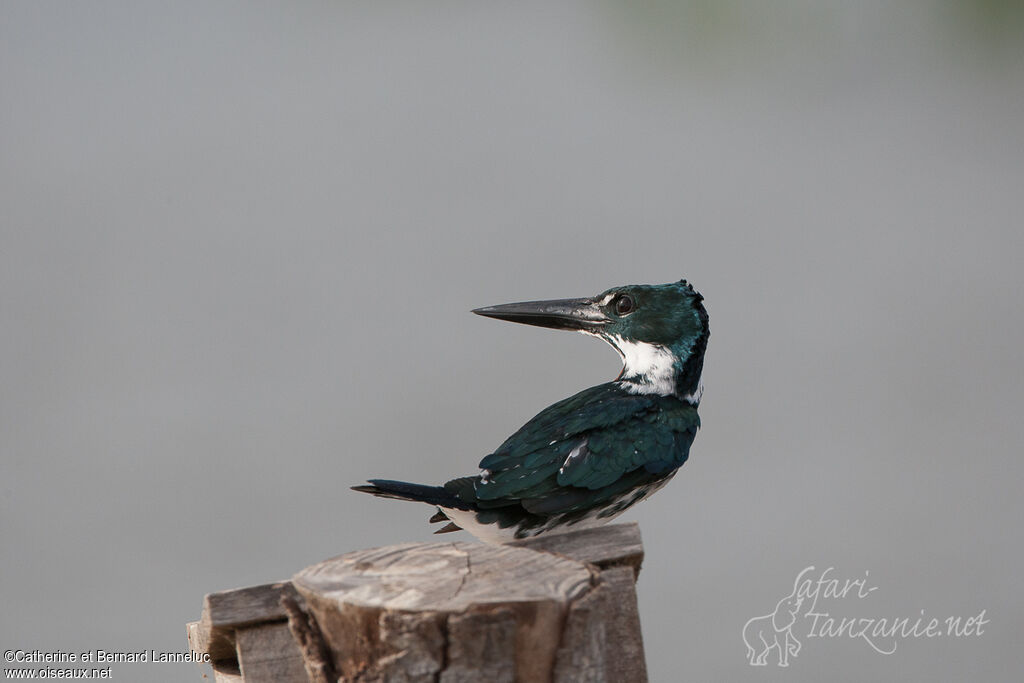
[461, 383, 699, 516]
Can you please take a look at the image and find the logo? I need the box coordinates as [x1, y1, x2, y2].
[742, 566, 988, 667]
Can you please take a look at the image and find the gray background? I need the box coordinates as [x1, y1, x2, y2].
[2, 1, 1022, 681]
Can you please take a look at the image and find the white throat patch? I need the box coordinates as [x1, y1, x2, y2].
[602, 334, 678, 396]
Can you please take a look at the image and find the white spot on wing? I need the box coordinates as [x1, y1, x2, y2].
[559, 439, 588, 475]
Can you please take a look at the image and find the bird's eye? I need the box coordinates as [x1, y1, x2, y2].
[614, 294, 635, 315]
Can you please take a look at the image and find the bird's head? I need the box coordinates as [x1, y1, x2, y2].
[473, 279, 709, 400]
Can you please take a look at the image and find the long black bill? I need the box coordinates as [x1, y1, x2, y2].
[472, 297, 609, 331]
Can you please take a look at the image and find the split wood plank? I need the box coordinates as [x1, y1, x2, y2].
[192, 581, 299, 661]
[236, 621, 310, 683]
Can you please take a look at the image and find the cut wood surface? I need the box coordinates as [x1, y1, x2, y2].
[512, 521, 644, 573]
[293, 542, 593, 682]
[188, 523, 648, 683]
[293, 541, 593, 610]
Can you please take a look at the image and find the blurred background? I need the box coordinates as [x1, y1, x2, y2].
[2, 1, 1022, 680]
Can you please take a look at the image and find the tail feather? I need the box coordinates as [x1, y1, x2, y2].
[351, 479, 475, 511]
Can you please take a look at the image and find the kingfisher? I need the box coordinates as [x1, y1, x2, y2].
[353, 279, 709, 543]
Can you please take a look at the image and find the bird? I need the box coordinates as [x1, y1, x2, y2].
[352, 279, 709, 543]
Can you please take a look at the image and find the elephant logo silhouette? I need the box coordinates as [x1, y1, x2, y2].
[743, 571, 808, 667]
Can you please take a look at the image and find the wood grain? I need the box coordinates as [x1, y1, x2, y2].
[293, 541, 594, 683]
[513, 522, 644, 575]
[551, 565, 648, 683]
[236, 622, 309, 683]
[294, 541, 591, 611]
[192, 581, 298, 661]
[187, 524, 649, 682]
[211, 660, 243, 683]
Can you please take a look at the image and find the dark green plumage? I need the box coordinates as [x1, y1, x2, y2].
[353, 279, 709, 542]
[476, 384, 697, 496]
[440, 383, 699, 535]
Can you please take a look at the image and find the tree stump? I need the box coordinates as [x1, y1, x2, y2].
[187, 523, 648, 683]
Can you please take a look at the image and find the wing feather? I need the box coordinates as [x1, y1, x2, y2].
[469, 383, 699, 515]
